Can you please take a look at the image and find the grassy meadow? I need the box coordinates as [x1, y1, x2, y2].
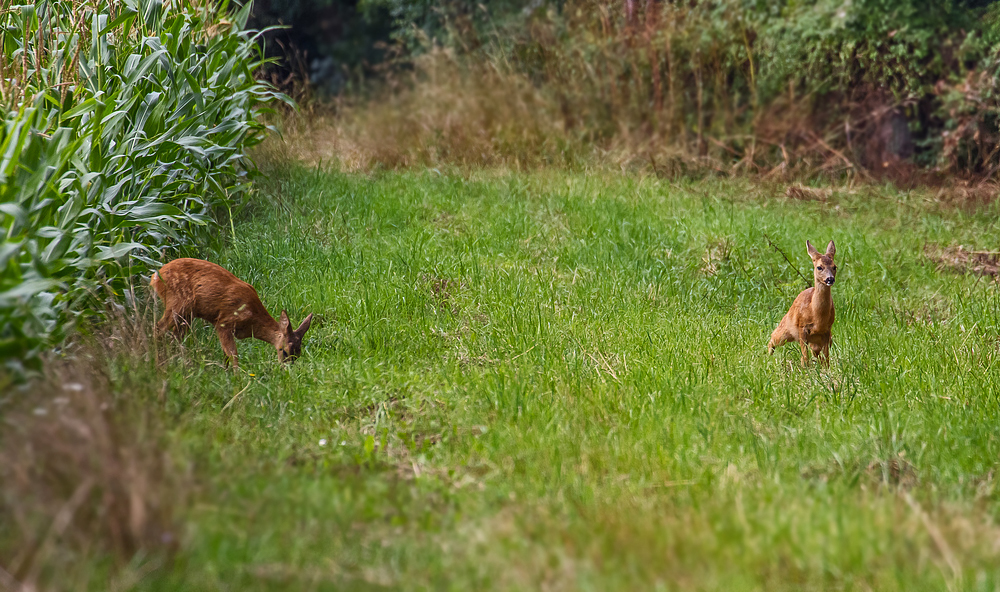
[16, 165, 1000, 590]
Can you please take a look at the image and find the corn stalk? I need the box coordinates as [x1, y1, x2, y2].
[0, 0, 289, 375]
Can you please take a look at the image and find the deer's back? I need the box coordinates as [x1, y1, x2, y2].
[153, 258, 266, 323]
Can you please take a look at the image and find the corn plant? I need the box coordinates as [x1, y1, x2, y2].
[0, 0, 289, 376]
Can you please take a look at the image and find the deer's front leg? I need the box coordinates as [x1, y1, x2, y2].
[810, 342, 827, 367]
[799, 338, 811, 367]
[215, 324, 239, 369]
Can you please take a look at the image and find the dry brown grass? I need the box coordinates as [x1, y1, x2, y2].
[0, 333, 185, 590]
[784, 183, 833, 202]
[255, 40, 741, 179]
[924, 244, 1000, 278]
[254, 48, 927, 185]
[260, 48, 571, 172]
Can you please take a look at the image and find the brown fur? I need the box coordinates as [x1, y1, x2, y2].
[768, 240, 837, 367]
[150, 258, 312, 369]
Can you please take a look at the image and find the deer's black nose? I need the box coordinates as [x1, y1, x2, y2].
[825, 277, 835, 285]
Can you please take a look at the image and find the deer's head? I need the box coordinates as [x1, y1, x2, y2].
[807, 240, 837, 287]
[276, 311, 314, 363]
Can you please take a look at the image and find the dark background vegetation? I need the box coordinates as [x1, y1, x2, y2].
[253, 0, 1000, 181]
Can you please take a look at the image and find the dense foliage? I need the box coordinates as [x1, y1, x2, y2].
[249, 0, 395, 94]
[0, 0, 286, 376]
[266, 0, 1000, 177]
[467, 0, 1000, 174]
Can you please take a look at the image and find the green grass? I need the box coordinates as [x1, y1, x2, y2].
[78, 168, 1000, 589]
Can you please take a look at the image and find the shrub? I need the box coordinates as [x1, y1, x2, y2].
[0, 0, 288, 377]
[316, 0, 1000, 180]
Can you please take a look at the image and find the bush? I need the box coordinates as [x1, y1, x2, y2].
[487, 0, 999, 170]
[0, 0, 288, 377]
[317, 0, 1000, 180]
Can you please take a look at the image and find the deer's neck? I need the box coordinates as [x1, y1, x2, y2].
[812, 282, 833, 317]
[251, 314, 282, 347]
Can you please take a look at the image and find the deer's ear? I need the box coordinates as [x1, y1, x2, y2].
[279, 310, 291, 332]
[296, 313, 313, 336]
[806, 240, 820, 259]
[825, 240, 836, 257]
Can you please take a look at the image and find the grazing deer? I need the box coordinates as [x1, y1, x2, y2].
[768, 240, 837, 367]
[150, 258, 313, 369]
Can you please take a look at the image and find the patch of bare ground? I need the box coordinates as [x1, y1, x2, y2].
[246, 560, 398, 589]
[420, 273, 465, 314]
[925, 244, 1000, 277]
[893, 293, 952, 327]
[866, 457, 918, 490]
[934, 180, 1000, 208]
[700, 237, 733, 276]
[784, 183, 834, 201]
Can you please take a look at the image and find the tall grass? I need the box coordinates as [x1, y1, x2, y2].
[0, 0, 287, 377]
[7, 165, 996, 590]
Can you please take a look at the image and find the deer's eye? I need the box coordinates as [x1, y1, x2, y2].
[816, 266, 822, 270]
[832, 266, 837, 271]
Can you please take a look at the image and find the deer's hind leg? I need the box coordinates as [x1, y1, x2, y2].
[154, 297, 192, 340]
[160, 311, 192, 340]
[768, 320, 795, 354]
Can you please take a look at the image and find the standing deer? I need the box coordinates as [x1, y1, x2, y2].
[150, 258, 313, 369]
[768, 240, 837, 367]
